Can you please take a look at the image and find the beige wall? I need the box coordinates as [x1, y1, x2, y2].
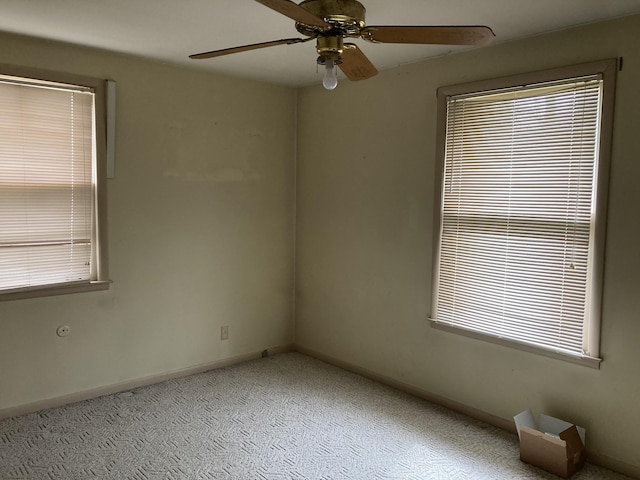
[0, 33, 296, 410]
[296, 15, 640, 473]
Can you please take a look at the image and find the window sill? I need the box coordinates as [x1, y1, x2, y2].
[0, 280, 111, 302]
[429, 318, 602, 369]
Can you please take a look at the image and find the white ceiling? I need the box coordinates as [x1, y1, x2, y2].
[2, 0, 640, 87]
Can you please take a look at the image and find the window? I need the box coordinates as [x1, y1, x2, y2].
[431, 60, 616, 368]
[0, 64, 109, 300]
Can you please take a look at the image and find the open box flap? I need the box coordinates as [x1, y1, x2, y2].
[514, 409, 537, 440]
[540, 414, 586, 445]
[559, 426, 586, 461]
[560, 425, 588, 477]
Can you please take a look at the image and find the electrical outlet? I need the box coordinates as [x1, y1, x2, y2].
[56, 325, 70, 337]
[220, 325, 229, 341]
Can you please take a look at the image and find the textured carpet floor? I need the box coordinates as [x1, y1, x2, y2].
[0, 352, 633, 479]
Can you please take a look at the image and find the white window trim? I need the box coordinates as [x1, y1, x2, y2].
[429, 59, 617, 369]
[0, 63, 110, 302]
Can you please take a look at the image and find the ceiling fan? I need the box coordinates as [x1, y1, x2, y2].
[190, 0, 494, 90]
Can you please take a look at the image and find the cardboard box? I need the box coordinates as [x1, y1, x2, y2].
[514, 409, 586, 478]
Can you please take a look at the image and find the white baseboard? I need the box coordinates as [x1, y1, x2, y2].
[294, 344, 640, 480]
[0, 343, 294, 420]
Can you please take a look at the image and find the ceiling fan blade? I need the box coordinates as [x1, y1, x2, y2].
[254, 0, 329, 28]
[190, 38, 310, 59]
[361, 25, 495, 46]
[339, 43, 378, 81]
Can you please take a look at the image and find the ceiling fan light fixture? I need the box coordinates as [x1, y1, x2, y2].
[322, 58, 338, 90]
[316, 36, 343, 90]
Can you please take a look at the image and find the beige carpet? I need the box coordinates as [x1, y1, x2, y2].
[0, 352, 632, 479]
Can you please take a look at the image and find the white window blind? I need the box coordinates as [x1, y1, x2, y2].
[0, 76, 96, 292]
[433, 75, 606, 361]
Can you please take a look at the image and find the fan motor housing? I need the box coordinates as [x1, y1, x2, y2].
[296, 0, 366, 37]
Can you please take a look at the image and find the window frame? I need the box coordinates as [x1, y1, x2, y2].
[0, 63, 110, 301]
[430, 59, 617, 368]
